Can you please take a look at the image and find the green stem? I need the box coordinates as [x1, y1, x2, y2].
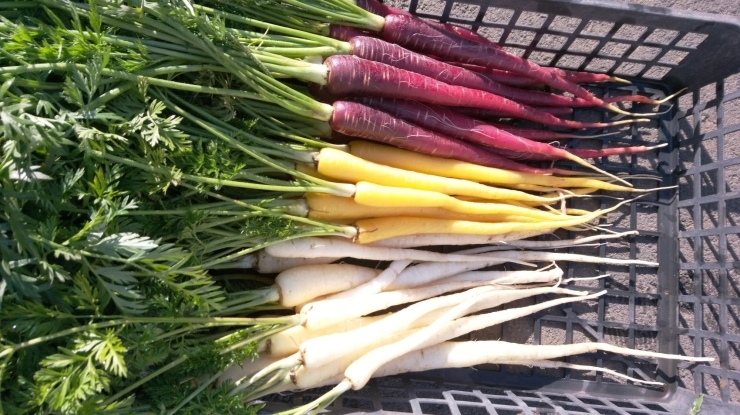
[275, 380, 351, 415]
[84, 83, 133, 110]
[172, 100, 312, 162]
[195, 5, 349, 51]
[0, 62, 270, 102]
[179, 183, 354, 236]
[0, 316, 299, 359]
[94, 150, 325, 194]
[242, 374, 291, 402]
[201, 229, 348, 269]
[282, 0, 385, 32]
[219, 324, 288, 355]
[154, 90, 348, 194]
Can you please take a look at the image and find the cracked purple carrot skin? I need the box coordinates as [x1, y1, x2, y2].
[354, 97, 584, 162]
[329, 100, 566, 175]
[323, 55, 637, 129]
[378, 14, 616, 109]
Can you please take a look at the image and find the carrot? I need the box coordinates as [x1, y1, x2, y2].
[299, 276, 536, 330]
[300, 286, 575, 369]
[234, 250, 340, 274]
[352, 181, 582, 219]
[353, 198, 631, 243]
[266, 314, 389, 358]
[448, 65, 540, 88]
[488, 143, 667, 160]
[264, 236, 535, 264]
[345, 101, 631, 185]
[328, 100, 573, 176]
[377, 14, 628, 111]
[317, 289, 604, 403]
[324, 56, 646, 129]
[346, 36, 622, 111]
[348, 141, 648, 193]
[217, 264, 380, 310]
[305, 193, 544, 223]
[370, 340, 711, 383]
[367, 231, 552, 248]
[485, 124, 621, 142]
[315, 147, 571, 203]
[352, 0, 628, 86]
[455, 62, 630, 87]
[453, 106, 573, 120]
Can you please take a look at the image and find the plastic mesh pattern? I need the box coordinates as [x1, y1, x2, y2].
[674, 79, 740, 402]
[262, 376, 674, 414]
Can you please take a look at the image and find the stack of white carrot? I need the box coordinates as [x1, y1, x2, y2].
[215, 232, 710, 414]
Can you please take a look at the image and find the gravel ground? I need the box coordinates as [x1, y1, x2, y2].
[377, 0, 740, 407]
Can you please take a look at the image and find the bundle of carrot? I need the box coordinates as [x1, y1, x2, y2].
[213, 244, 711, 414]
[0, 1, 693, 414]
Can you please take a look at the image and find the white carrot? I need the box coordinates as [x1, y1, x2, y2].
[458, 231, 638, 252]
[368, 341, 710, 382]
[471, 251, 658, 267]
[292, 328, 417, 390]
[301, 279, 505, 330]
[265, 237, 536, 264]
[266, 314, 389, 358]
[387, 260, 506, 290]
[232, 250, 341, 273]
[300, 286, 582, 369]
[299, 286, 493, 369]
[266, 264, 381, 307]
[320, 260, 412, 301]
[367, 230, 552, 248]
[426, 267, 563, 288]
[342, 290, 604, 390]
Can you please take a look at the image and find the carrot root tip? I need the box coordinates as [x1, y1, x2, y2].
[610, 76, 632, 84]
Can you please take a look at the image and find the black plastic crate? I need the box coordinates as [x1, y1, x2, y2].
[260, 1, 740, 413]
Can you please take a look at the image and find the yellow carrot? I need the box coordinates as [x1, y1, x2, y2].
[353, 182, 579, 222]
[349, 141, 641, 192]
[316, 148, 565, 204]
[306, 193, 543, 223]
[353, 199, 633, 244]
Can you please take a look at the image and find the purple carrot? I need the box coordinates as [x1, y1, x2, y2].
[377, 13, 631, 113]
[322, 55, 644, 130]
[353, 0, 628, 85]
[488, 124, 621, 142]
[346, 37, 647, 111]
[454, 106, 573, 119]
[488, 144, 667, 161]
[448, 65, 540, 88]
[328, 100, 572, 176]
[350, 96, 630, 185]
